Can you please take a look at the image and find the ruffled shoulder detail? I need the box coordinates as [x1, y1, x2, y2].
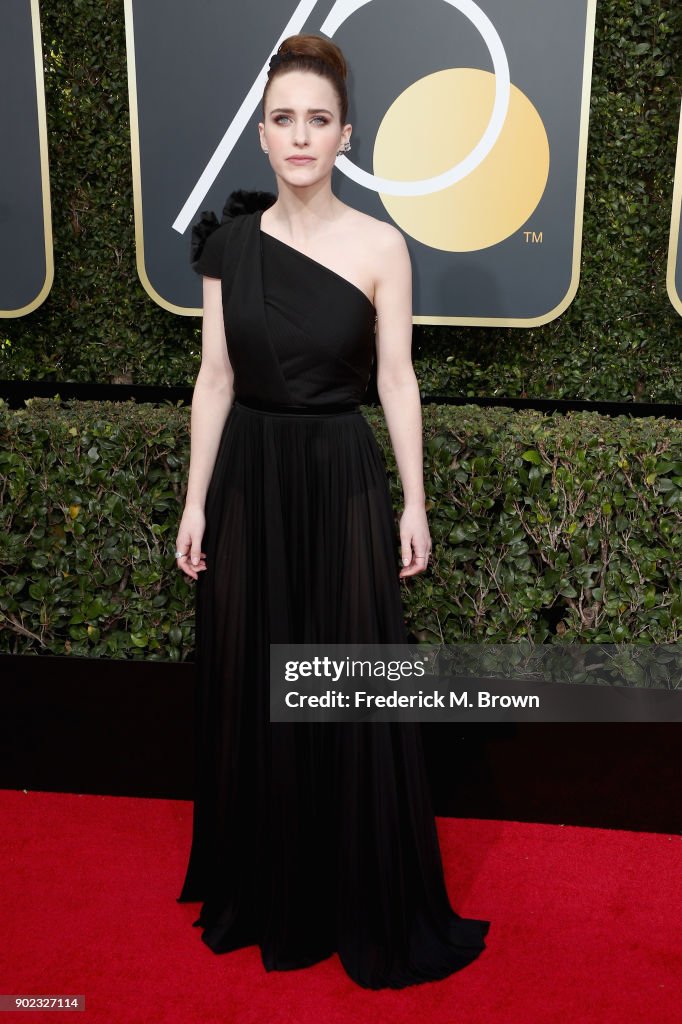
[191, 188, 277, 271]
[221, 188, 277, 221]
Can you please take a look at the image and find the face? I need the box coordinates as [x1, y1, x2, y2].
[259, 70, 351, 188]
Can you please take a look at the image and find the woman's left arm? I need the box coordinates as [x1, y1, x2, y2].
[373, 225, 431, 579]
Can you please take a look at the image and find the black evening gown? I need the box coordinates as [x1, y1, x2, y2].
[176, 189, 490, 989]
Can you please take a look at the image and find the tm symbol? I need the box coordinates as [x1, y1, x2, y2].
[524, 231, 543, 243]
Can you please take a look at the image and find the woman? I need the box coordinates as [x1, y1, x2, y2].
[175, 33, 490, 989]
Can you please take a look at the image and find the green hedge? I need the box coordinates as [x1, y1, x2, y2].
[0, 0, 681, 401]
[1, 398, 679, 660]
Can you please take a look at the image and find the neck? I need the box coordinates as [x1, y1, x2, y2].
[267, 179, 340, 235]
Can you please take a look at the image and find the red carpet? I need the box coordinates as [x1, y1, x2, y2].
[1, 788, 680, 1023]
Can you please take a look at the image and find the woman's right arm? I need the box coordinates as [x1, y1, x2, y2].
[175, 276, 234, 580]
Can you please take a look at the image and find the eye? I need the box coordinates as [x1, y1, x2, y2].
[273, 115, 329, 125]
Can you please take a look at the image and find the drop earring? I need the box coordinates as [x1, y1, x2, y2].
[336, 140, 351, 156]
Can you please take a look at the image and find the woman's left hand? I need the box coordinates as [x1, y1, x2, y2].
[399, 504, 432, 578]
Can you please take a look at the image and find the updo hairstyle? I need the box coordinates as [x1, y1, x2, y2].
[262, 34, 349, 125]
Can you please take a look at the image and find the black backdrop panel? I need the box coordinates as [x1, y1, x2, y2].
[0, 0, 52, 316]
[125, 0, 596, 325]
[668, 100, 682, 316]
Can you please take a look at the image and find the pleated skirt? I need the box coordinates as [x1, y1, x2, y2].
[177, 399, 490, 989]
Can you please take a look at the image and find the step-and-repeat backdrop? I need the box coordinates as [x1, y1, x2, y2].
[125, 0, 596, 325]
[3, 1, 680, 325]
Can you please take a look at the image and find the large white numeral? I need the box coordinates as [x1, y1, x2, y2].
[172, 0, 510, 233]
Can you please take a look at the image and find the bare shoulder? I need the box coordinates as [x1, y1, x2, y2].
[334, 206, 409, 304]
[342, 206, 407, 257]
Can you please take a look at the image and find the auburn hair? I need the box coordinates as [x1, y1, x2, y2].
[262, 34, 349, 124]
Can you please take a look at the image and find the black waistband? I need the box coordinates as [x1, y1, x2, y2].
[234, 397, 360, 416]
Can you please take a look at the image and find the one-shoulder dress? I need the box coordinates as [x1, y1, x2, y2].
[176, 189, 490, 989]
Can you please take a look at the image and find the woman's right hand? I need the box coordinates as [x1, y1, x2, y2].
[175, 504, 207, 580]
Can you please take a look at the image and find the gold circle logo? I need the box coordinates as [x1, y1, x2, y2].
[373, 68, 550, 252]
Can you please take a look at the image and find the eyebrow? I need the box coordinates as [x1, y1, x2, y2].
[270, 107, 333, 115]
